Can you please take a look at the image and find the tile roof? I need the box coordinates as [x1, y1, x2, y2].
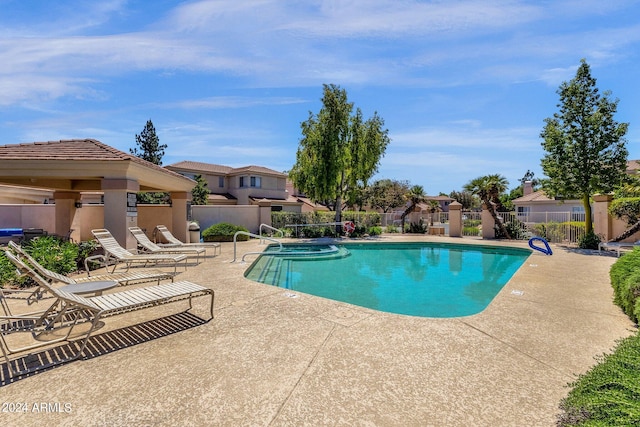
[228, 165, 286, 177]
[0, 139, 188, 181]
[166, 161, 233, 175]
[166, 161, 286, 177]
[249, 195, 301, 204]
[512, 190, 556, 203]
[208, 193, 237, 201]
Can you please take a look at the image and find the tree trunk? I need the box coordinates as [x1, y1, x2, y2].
[400, 203, 414, 234]
[486, 202, 512, 239]
[610, 220, 640, 242]
[583, 194, 593, 235]
[335, 171, 345, 234]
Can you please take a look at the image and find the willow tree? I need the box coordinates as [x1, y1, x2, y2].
[290, 84, 391, 230]
[540, 59, 629, 237]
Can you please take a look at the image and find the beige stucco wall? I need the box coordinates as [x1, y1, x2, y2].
[516, 201, 588, 214]
[78, 205, 105, 242]
[137, 205, 173, 238]
[192, 205, 262, 234]
[0, 204, 55, 231]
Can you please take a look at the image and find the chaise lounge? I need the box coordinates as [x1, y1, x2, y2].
[129, 227, 206, 264]
[7, 241, 174, 304]
[153, 225, 221, 256]
[1, 250, 214, 377]
[598, 240, 640, 257]
[92, 229, 188, 274]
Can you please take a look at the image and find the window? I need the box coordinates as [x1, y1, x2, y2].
[517, 206, 530, 218]
[571, 206, 585, 221]
[218, 176, 224, 188]
[240, 176, 261, 188]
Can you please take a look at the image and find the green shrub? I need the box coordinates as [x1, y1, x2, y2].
[495, 220, 528, 240]
[407, 219, 427, 234]
[1, 238, 101, 288]
[368, 226, 382, 236]
[385, 224, 399, 233]
[24, 235, 79, 275]
[0, 252, 20, 288]
[529, 221, 587, 243]
[301, 227, 323, 238]
[202, 222, 249, 241]
[579, 230, 601, 250]
[349, 225, 367, 238]
[610, 248, 640, 324]
[463, 226, 481, 236]
[271, 211, 382, 235]
[464, 219, 481, 227]
[557, 333, 640, 426]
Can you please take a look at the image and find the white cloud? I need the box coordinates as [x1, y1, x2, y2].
[0, 0, 638, 106]
[390, 125, 541, 151]
[165, 96, 308, 110]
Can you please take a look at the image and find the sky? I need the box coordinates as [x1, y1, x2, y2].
[1, 0, 639, 196]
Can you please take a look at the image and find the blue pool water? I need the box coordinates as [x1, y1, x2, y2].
[244, 242, 531, 318]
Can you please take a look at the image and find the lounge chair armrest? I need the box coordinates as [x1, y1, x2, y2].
[85, 255, 107, 275]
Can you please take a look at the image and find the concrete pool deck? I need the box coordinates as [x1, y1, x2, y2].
[1, 235, 636, 426]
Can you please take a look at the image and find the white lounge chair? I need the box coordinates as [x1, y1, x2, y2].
[153, 225, 221, 256]
[2, 250, 214, 377]
[8, 241, 174, 294]
[91, 229, 188, 273]
[129, 227, 206, 264]
[598, 240, 640, 257]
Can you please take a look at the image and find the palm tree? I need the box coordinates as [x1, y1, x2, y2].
[426, 200, 441, 226]
[400, 185, 427, 233]
[463, 174, 511, 239]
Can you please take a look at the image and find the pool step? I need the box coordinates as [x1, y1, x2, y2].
[254, 257, 291, 287]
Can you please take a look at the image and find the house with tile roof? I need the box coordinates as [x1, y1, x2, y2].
[512, 181, 587, 222]
[512, 160, 640, 223]
[166, 160, 321, 212]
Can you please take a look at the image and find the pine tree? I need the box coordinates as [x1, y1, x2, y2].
[130, 120, 167, 165]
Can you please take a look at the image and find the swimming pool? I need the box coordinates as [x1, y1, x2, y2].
[244, 242, 531, 317]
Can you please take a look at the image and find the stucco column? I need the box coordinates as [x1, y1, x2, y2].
[102, 178, 140, 249]
[170, 191, 189, 243]
[448, 201, 463, 237]
[53, 191, 81, 241]
[258, 199, 272, 233]
[481, 204, 495, 239]
[593, 194, 613, 241]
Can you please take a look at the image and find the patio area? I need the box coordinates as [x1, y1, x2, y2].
[1, 235, 635, 426]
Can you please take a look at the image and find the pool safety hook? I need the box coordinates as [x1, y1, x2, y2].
[528, 237, 552, 255]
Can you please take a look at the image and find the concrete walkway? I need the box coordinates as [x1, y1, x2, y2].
[1, 236, 635, 426]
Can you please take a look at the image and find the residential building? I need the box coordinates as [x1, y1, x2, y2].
[165, 161, 308, 212]
[512, 181, 587, 222]
[513, 160, 640, 222]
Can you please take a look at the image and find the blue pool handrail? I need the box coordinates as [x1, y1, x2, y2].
[528, 237, 553, 255]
